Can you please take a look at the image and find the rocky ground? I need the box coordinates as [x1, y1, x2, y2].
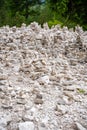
[0, 22, 87, 130]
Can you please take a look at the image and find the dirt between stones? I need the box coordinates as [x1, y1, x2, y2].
[0, 22, 87, 130]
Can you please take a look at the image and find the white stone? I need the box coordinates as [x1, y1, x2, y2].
[41, 116, 49, 124]
[76, 122, 86, 130]
[38, 75, 49, 84]
[56, 105, 68, 114]
[0, 126, 7, 130]
[38, 126, 46, 130]
[11, 90, 16, 97]
[18, 121, 34, 130]
[23, 114, 34, 121]
[0, 118, 7, 127]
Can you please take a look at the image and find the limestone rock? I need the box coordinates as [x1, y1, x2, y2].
[36, 93, 42, 99]
[34, 98, 43, 104]
[16, 99, 26, 105]
[0, 126, 7, 130]
[18, 121, 35, 130]
[75, 122, 86, 130]
[0, 22, 87, 130]
[1, 104, 12, 109]
[22, 114, 34, 121]
[55, 104, 68, 114]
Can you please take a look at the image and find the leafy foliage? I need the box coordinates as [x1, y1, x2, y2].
[48, 0, 87, 29]
[48, 19, 63, 28]
[0, 0, 87, 29]
[77, 88, 86, 94]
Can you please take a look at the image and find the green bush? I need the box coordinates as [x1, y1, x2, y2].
[26, 5, 54, 26]
[38, 5, 53, 25]
[11, 12, 25, 27]
[48, 19, 63, 28]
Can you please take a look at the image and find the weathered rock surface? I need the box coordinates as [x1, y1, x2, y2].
[18, 121, 35, 130]
[0, 22, 87, 130]
[75, 122, 86, 130]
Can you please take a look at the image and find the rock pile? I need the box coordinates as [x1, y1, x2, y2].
[0, 22, 87, 130]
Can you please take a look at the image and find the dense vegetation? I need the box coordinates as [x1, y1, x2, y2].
[0, 0, 87, 29]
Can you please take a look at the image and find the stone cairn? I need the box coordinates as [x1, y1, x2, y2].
[0, 22, 87, 130]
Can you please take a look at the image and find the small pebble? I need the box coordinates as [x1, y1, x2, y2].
[36, 93, 42, 99]
[34, 98, 43, 104]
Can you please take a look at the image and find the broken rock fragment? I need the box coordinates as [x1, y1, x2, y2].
[34, 93, 43, 104]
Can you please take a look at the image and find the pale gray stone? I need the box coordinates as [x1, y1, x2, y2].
[18, 121, 35, 130]
[1, 104, 12, 109]
[55, 104, 68, 114]
[0, 118, 7, 128]
[11, 90, 16, 97]
[38, 126, 46, 130]
[34, 98, 43, 104]
[36, 93, 42, 99]
[16, 99, 26, 105]
[75, 122, 86, 130]
[0, 126, 7, 130]
[0, 22, 87, 130]
[22, 114, 34, 121]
